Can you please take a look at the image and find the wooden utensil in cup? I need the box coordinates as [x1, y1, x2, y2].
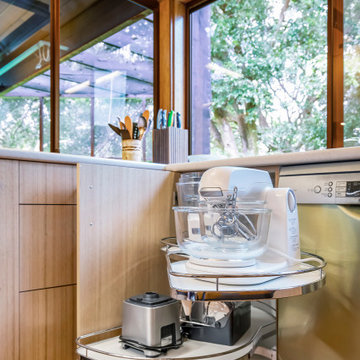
[125, 116, 133, 139]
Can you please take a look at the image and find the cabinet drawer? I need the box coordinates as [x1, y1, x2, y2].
[20, 285, 76, 360]
[20, 162, 76, 204]
[20, 205, 76, 291]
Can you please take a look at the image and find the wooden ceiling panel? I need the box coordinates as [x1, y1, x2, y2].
[0, 2, 33, 43]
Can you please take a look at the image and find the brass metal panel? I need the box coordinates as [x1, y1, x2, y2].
[278, 204, 360, 360]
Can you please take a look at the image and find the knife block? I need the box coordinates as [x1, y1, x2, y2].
[153, 128, 188, 164]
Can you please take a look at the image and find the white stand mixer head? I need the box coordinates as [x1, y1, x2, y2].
[199, 166, 273, 202]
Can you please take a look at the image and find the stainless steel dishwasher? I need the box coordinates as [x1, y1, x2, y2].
[277, 161, 360, 360]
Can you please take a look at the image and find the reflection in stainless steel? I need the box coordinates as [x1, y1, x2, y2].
[169, 277, 326, 302]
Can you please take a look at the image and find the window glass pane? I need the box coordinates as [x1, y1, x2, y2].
[0, 0, 152, 157]
[0, 0, 50, 151]
[42, 97, 51, 151]
[59, 97, 91, 155]
[344, 0, 360, 147]
[0, 97, 40, 150]
[191, 0, 327, 157]
[59, 4, 153, 158]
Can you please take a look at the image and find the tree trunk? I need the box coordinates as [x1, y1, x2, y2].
[259, 110, 269, 128]
[210, 120, 223, 149]
[235, 113, 249, 153]
[231, 103, 249, 153]
[221, 117, 240, 156]
[279, 0, 291, 25]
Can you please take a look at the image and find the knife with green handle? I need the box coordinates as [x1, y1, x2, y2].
[167, 110, 174, 127]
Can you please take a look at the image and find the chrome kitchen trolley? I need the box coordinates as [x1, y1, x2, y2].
[162, 238, 326, 302]
[76, 239, 325, 360]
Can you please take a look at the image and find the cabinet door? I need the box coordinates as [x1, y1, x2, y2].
[20, 205, 76, 291]
[20, 162, 76, 204]
[20, 285, 76, 360]
[77, 164, 175, 335]
[0, 160, 19, 360]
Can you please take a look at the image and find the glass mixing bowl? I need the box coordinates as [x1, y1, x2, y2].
[173, 204, 271, 261]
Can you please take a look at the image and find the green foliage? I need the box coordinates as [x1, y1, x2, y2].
[0, 97, 40, 150]
[59, 98, 91, 155]
[343, 0, 360, 146]
[208, 0, 329, 156]
[0, 96, 152, 158]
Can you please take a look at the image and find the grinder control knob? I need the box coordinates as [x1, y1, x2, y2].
[143, 292, 159, 300]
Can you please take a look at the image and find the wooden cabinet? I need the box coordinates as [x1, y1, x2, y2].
[20, 205, 76, 291]
[1, 159, 77, 360]
[20, 286, 76, 360]
[0, 160, 19, 360]
[2, 158, 177, 358]
[77, 164, 176, 335]
[20, 162, 76, 204]
[18, 161, 77, 360]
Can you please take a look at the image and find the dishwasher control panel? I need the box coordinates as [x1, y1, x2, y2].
[279, 172, 360, 204]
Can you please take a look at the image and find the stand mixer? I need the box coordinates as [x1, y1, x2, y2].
[173, 166, 300, 285]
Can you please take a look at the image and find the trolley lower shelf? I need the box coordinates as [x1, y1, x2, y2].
[76, 304, 275, 360]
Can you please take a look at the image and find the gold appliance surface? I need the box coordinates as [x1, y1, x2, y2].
[278, 204, 360, 360]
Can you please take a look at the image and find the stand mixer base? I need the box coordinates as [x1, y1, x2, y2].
[185, 257, 288, 285]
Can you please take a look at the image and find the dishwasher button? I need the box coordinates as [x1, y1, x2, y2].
[314, 185, 321, 194]
[328, 187, 333, 192]
[328, 193, 333, 197]
[329, 181, 333, 186]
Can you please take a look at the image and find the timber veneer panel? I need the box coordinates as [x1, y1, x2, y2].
[20, 162, 76, 204]
[20, 205, 76, 291]
[77, 164, 175, 335]
[20, 285, 76, 360]
[0, 160, 19, 360]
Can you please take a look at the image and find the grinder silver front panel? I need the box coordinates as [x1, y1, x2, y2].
[122, 300, 181, 348]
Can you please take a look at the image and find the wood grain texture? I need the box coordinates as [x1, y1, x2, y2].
[0, 160, 19, 360]
[20, 285, 76, 360]
[327, 0, 344, 148]
[174, 0, 186, 124]
[153, 128, 189, 163]
[158, 0, 172, 110]
[20, 162, 76, 204]
[50, 0, 60, 153]
[77, 164, 176, 335]
[158, 0, 187, 119]
[20, 205, 76, 291]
